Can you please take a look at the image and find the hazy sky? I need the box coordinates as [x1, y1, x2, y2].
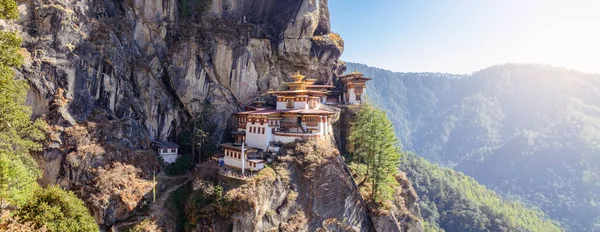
[329, 0, 600, 74]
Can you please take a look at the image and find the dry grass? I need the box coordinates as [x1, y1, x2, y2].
[92, 163, 154, 211]
[273, 163, 291, 183]
[311, 33, 344, 51]
[293, 138, 339, 177]
[287, 191, 298, 203]
[280, 211, 307, 231]
[316, 218, 355, 232]
[51, 88, 69, 108]
[223, 167, 277, 209]
[131, 218, 161, 232]
[254, 166, 277, 183]
[0, 211, 46, 232]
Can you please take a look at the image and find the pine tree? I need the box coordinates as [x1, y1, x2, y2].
[16, 186, 99, 231]
[0, 0, 45, 206]
[349, 103, 401, 204]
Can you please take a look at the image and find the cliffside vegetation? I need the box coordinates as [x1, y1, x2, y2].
[0, 0, 96, 230]
[347, 62, 600, 231]
[348, 103, 401, 207]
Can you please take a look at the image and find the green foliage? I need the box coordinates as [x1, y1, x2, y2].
[348, 62, 600, 231]
[0, 151, 38, 206]
[0, 31, 22, 67]
[130, 218, 160, 232]
[167, 182, 192, 231]
[178, 0, 212, 18]
[15, 186, 98, 232]
[0, 0, 46, 207]
[0, 0, 18, 20]
[0, 3, 95, 231]
[165, 154, 194, 176]
[349, 103, 401, 204]
[177, 105, 216, 164]
[403, 153, 562, 232]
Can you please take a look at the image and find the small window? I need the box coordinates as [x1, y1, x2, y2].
[309, 99, 317, 109]
[356, 93, 362, 101]
[261, 128, 265, 134]
[306, 117, 319, 126]
[286, 99, 294, 108]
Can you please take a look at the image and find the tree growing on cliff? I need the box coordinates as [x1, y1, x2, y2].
[0, 0, 46, 206]
[15, 186, 98, 232]
[349, 103, 401, 204]
[0, 2, 97, 231]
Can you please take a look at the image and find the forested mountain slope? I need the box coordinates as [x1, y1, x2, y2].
[346, 62, 600, 231]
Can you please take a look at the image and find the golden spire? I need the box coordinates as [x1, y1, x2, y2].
[291, 71, 305, 82]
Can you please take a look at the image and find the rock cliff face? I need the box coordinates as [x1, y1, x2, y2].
[11, 0, 422, 231]
[14, 0, 342, 226]
[17, 0, 342, 143]
[176, 139, 372, 232]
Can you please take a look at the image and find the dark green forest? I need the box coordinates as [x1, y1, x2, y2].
[403, 152, 561, 232]
[346, 62, 600, 231]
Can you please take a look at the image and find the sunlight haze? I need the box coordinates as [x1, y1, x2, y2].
[329, 0, 600, 74]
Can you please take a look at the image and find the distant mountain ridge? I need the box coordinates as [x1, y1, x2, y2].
[346, 62, 600, 231]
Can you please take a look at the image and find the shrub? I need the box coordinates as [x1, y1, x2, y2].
[92, 163, 154, 211]
[311, 33, 344, 51]
[280, 211, 307, 231]
[273, 164, 291, 183]
[166, 154, 194, 176]
[131, 218, 160, 232]
[293, 138, 338, 176]
[15, 186, 98, 232]
[0, 211, 46, 231]
[178, 0, 212, 18]
[287, 191, 298, 203]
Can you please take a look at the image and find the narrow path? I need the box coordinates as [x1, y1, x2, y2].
[111, 173, 192, 232]
[151, 174, 191, 214]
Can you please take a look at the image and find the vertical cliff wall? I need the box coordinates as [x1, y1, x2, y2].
[10, 0, 344, 227]
[17, 0, 343, 144]
[9, 0, 424, 231]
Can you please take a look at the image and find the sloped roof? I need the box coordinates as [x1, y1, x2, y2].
[152, 141, 180, 148]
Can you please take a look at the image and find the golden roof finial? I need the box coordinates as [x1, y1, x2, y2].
[291, 71, 305, 82]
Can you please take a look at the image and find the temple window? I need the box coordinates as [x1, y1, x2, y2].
[286, 99, 294, 108]
[306, 117, 319, 126]
[309, 99, 317, 109]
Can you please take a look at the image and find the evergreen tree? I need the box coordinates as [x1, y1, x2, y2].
[15, 186, 99, 232]
[349, 103, 401, 204]
[0, 0, 45, 206]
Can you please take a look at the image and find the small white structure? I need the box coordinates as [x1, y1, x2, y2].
[339, 72, 372, 104]
[152, 141, 180, 164]
[219, 142, 265, 171]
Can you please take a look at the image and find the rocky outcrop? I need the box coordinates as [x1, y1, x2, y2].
[13, 0, 343, 228]
[16, 0, 343, 144]
[183, 139, 372, 232]
[370, 172, 423, 232]
[333, 106, 424, 232]
[10, 0, 424, 231]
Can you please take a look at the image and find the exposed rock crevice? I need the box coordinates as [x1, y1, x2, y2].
[12, 0, 425, 230]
